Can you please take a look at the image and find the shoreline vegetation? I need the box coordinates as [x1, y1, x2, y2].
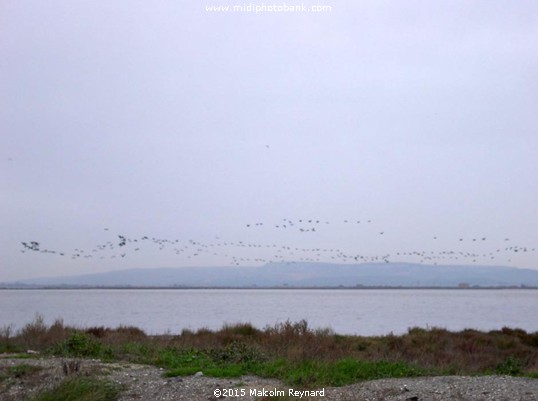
[1, 317, 538, 400]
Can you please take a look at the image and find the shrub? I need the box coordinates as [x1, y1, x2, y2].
[0, 324, 20, 353]
[51, 332, 112, 359]
[209, 341, 265, 365]
[496, 357, 523, 375]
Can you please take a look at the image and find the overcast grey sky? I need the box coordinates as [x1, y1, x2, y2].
[2, 1, 537, 281]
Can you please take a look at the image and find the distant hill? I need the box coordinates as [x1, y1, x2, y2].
[4, 262, 538, 288]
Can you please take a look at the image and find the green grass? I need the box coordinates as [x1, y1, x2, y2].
[157, 347, 429, 387]
[158, 345, 264, 378]
[0, 343, 22, 354]
[0, 363, 43, 382]
[256, 358, 427, 387]
[30, 376, 121, 401]
[0, 353, 35, 359]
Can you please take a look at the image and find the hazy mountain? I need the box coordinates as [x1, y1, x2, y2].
[5, 262, 538, 288]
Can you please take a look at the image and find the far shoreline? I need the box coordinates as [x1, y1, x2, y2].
[1, 285, 538, 290]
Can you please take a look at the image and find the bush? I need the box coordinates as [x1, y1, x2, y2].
[51, 332, 112, 359]
[17, 315, 70, 350]
[496, 357, 523, 375]
[209, 341, 265, 365]
[0, 324, 20, 353]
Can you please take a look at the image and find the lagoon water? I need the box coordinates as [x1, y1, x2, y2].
[1, 289, 537, 336]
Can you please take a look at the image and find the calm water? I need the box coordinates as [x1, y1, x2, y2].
[1, 289, 537, 336]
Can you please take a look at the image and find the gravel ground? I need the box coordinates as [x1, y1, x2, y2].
[1, 356, 537, 401]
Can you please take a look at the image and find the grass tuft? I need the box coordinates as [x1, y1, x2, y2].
[30, 376, 121, 401]
[0, 363, 43, 382]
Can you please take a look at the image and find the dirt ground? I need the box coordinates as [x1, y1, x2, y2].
[1, 355, 537, 401]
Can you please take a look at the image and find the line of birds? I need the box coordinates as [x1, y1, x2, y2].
[19, 217, 535, 267]
[246, 218, 374, 233]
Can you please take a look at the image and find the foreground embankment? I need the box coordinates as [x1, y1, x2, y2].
[1, 356, 538, 401]
[1, 317, 537, 400]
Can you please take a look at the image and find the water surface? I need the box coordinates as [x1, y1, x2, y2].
[1, 289, 537, 335]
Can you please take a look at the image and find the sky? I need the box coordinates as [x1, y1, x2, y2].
[1, 1, 537, 282]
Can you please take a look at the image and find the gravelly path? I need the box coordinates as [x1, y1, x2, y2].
[1, 356, 537, 401]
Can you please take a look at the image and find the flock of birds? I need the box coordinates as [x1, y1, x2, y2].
[246, 218, 374, 233]
[20, 217, 535, 267]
